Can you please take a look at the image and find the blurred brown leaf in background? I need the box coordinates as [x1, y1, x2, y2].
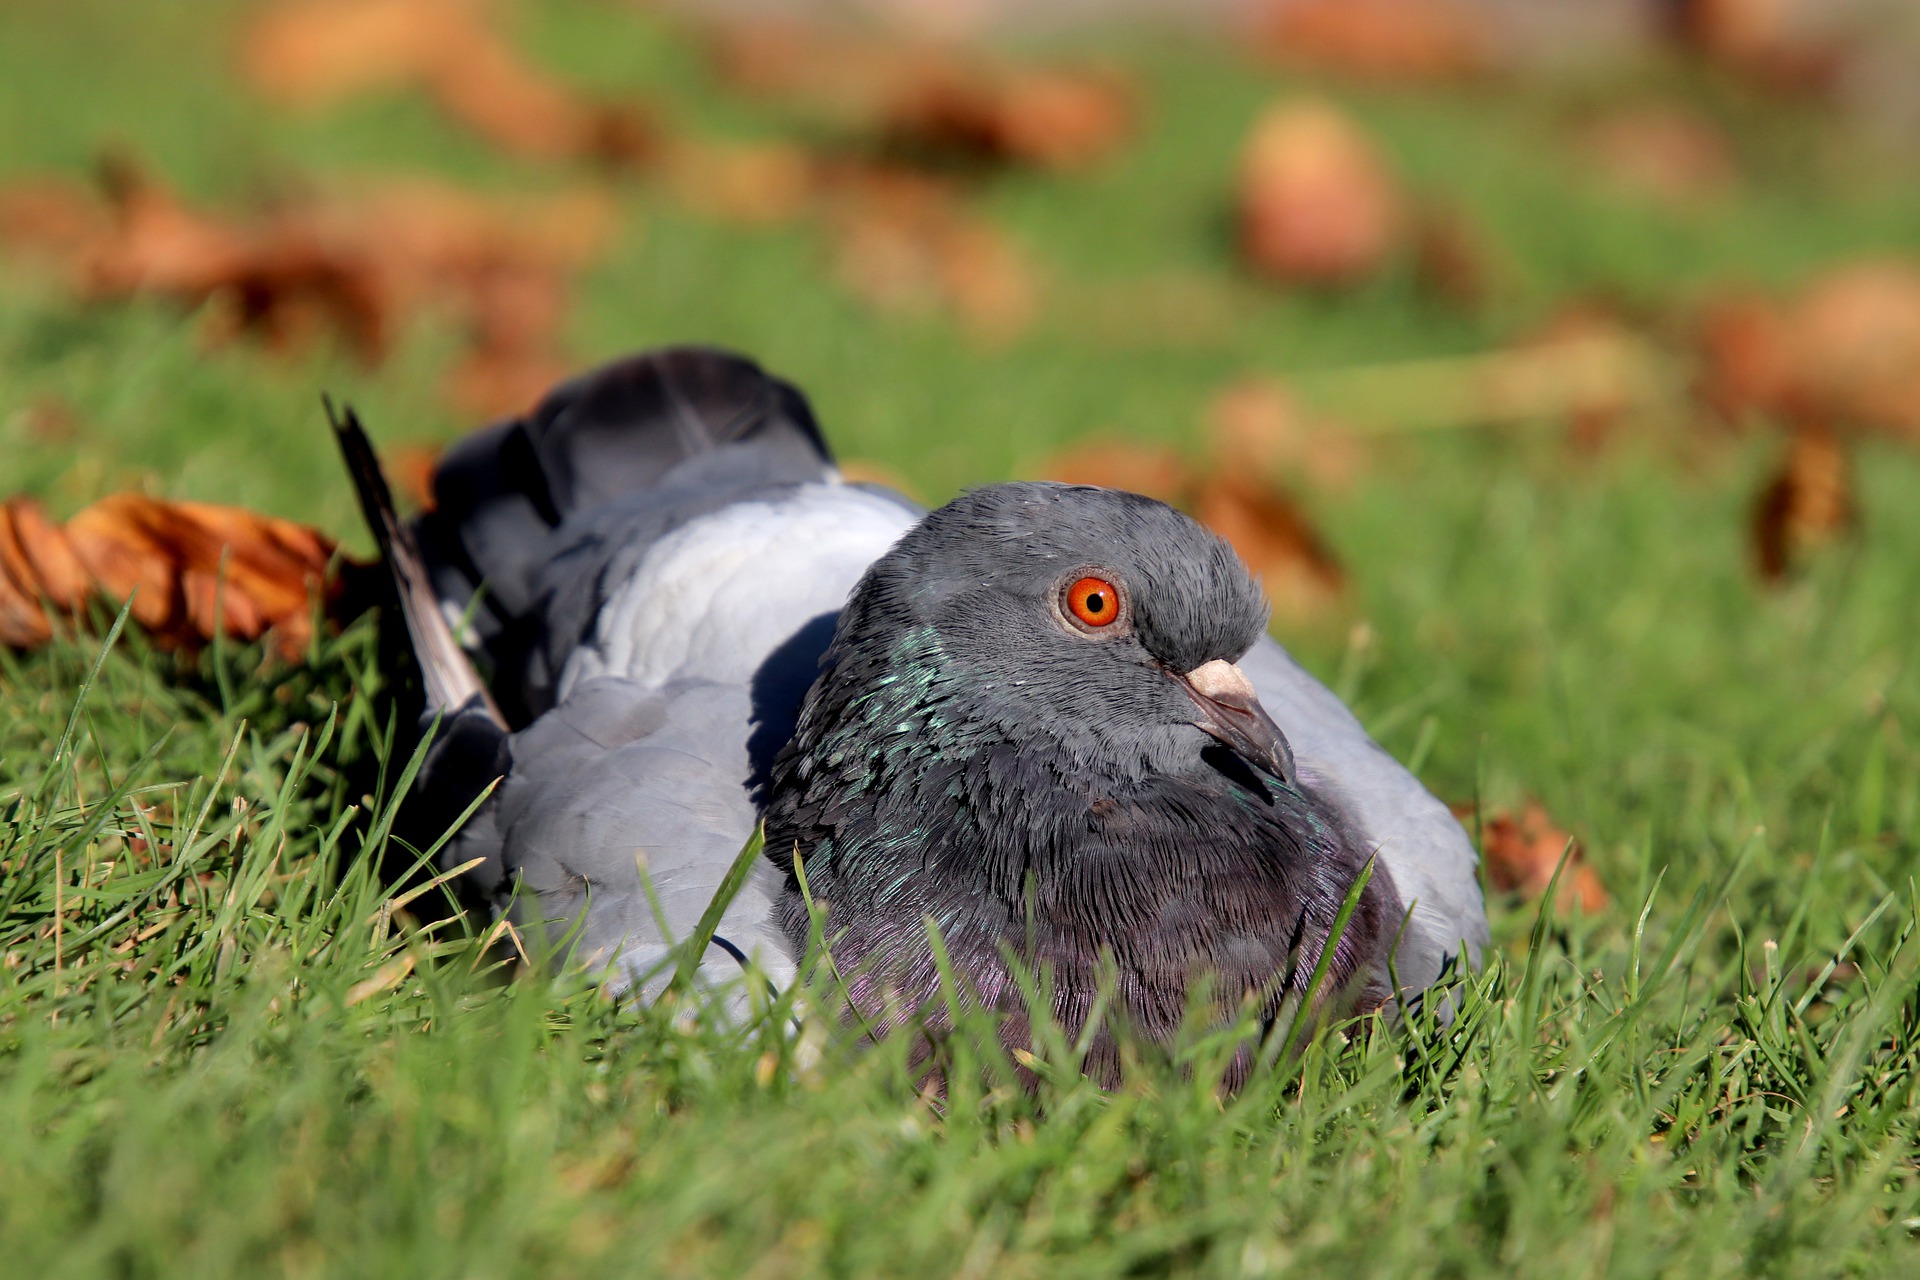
[708, 20, 1134, 174]
[824, 164, 1038, 340]
[1582, 106, 1741, 210]
[1751, 422, 1855, 581]
[242, 0, 657, 167]
[1204, 377, 1368, 492]
[1237, 100, 1404, 288]
[1696, 260, 1920, 443]
[1477, 801, 1610, 913]
[0, 158, 616, 417]
[1252, 0, 1497, 83]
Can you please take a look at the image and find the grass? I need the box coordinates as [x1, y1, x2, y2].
[3, 1, 1920, 1275]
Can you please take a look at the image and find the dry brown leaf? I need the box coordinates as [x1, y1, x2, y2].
[3, 499, 91, 608]
[1039, 439, 1188, 503]
[384, 444, 443, 511]
[1667, 0, 1845, 93]
[708, 19, 935, 121]
[0, 492, 339, 658]
[1236, 100, 1404, 288]
[1411, 204, 1498, 313]
[1787, 262, 1920, 439]
[241, 0, 657, 168]
[0, 178, 113, 265]
[1695, 261, 1920, 442]
[883, 67, 1133, 173]
[1694, 293, 1794, 427]
[1253, 0, 1496, 82]
[709, 21, 1132, 174]
[1204, 378, 1368, 492]
[1478, 802, 1609, 913]
[1583, 107, 1739, 209]
[1751, 423, 1855, 581]
[661, 139, 818, 225]
[826, 165, 1036, 340]
[444, 344, 573, 420]
[1189, 471, 1344, 620]
[0, 160, 614, 412]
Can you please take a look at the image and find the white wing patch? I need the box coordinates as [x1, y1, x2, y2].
[559, 480, 917, 698]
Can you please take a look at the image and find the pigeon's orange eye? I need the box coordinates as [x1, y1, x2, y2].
[1066, 576, 1120, 628]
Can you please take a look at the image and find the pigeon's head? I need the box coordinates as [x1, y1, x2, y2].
[833, 481, 1293, 786]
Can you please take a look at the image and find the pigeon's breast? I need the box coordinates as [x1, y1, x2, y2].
[557, 479, 919, 699]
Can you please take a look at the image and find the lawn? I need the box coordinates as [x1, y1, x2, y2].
[2, 1, 1919, 1276]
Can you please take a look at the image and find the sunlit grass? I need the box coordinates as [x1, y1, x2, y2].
[3, 0, 1920, 1275]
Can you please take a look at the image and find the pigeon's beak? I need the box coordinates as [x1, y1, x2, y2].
[1181, 659, 1297, 788]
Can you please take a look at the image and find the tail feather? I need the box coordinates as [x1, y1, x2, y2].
[327, 397, 505, 726]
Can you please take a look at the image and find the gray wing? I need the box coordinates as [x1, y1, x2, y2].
[1240, 637, 1489, 992]
[458, 675, 796, 998]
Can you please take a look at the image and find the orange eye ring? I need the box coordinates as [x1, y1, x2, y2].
[1066, 576, 1121, 628]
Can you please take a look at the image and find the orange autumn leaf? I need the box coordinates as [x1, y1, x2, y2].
[883, 66, 1134, 173]
[1411, 204, 1499, 313]
[1040, 439, 1189, 504]
[824, 165, 1037, 340]
[1236, 100, 1404, 288]
[1478, 802, 1609, 914]
[1751, 423, 1855, 582]
[660, 139, 818, 226]
[708, 21, 1134, 174]
[383, 444, 443, 512]
[1252, 0, 1496, 83]
[1188, 470, 1345, 620]
[241, 0, 656, 167]
[1, 492, 338, 658]
[0, 160, 615, 414]
[1695, 260, 1920, 443]
[1204, 377, 1369, 493]
[1583, 106, 1740, 210]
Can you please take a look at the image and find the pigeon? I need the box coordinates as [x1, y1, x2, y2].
[334, 346, 1487, 1068]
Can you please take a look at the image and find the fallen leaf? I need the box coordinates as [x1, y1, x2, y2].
[825, 164, 1037, 340]
[1039, 439, 1188, 503]
[2, 499, 91, 608]
[1694, 293, 1794, 427]
[661, 139, 818, 225]
[1583, 106, 1740, 209]
[0, 159, 616, 412]
[1411, 204, 1498, 313]
[1189, 470, 1344, 619]
[0, 178, 112, 265]
[0, 491, 339, 658]
[1666, 0, 1845, 93]
[883, 66, 1134, 173]
[1478, 802, 1609, 913]
[241, 0, 658, 168]
[1236, 100, 1404, 288]
[708, 21, 1134, 174]
[383, 444, 442, 511]
[1787, 262, 1920, 440]
[1204, 377, 1368, 492]
[1751, 422, 1855, 581]
[1694, 260, 1920, 442]
[1252, 0, 1496, 82]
